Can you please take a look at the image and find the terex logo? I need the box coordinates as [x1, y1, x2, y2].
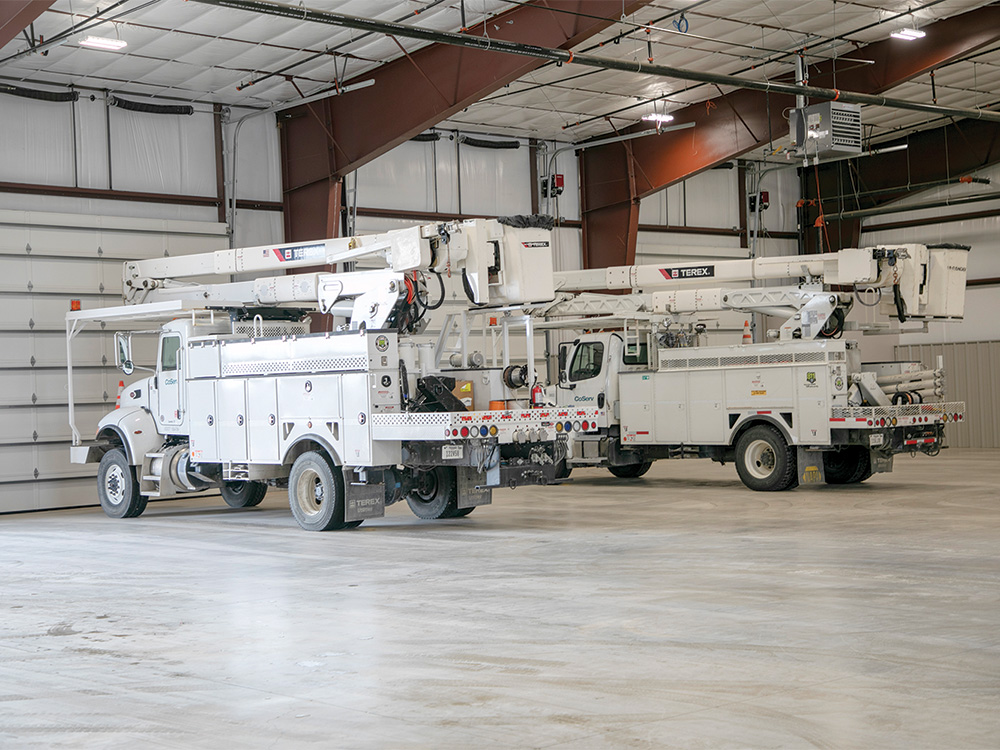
[660, 264, 716, 280]
[522, 241, 550, 248]
[272, 243, 325, 263]
[574, 395, 595, 402]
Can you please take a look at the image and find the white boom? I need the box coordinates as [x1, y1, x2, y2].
[122, 218, 556, 313]
[549, 243, 968, 336]
[553, 248, 880, 291]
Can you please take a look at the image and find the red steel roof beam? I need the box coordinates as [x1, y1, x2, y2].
[0, 1, 54, 48]
[580, 3, 1000, 268]
[281, 0, 652, 242]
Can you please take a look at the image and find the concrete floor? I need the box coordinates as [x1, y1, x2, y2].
[1, 450, 999, 749]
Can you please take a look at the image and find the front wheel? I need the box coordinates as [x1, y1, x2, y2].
[608, 462, 652, 479]
[824, 447, 873, 484]
[221, 480, 268, 508]
[735, 425, 797, 492]
[97, 448, 147, 518]
[288, 452, 359, 531]
[405, 467, 458, 520]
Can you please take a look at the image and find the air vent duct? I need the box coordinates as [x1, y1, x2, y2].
[458, 135, 520, 150]
[109, 96, 194, 116]
[0, 84, 79, 103]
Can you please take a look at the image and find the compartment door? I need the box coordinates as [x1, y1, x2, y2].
[619, 373, 654, 443]
[217, 379, 248, 462]
[688, 370, 725, 444]
[189, 380, 219, 464]
[247, 378, 279, 463]
[653, 371, 689, 443]
[342, 373, 372, 465]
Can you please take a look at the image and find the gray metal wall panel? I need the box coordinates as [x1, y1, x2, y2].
[0, 210, 227, 513]
[894, 341, 1000, 449]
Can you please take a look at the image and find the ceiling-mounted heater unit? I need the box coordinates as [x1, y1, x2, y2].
[789, 102, 862, 159]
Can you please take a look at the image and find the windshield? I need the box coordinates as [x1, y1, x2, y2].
[569, 342, 604, 382]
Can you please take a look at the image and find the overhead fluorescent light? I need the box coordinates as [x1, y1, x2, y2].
[891, 28, 925, 41]
[641, 113, 675, 123]
[79, 36, 128, 51]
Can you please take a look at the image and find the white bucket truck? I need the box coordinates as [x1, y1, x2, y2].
[531, 242, 970, 489]
[67, 218, 586, 530]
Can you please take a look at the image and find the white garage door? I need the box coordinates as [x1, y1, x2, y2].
[0, 209, 228, 513]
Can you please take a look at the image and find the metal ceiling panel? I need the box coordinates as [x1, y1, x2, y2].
[0, 0, 995, 143]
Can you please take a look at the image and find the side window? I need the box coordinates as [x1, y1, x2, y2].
[160, 336, 181, 372]
[622, 342, 649, 366]
[569, 342, 605, 382]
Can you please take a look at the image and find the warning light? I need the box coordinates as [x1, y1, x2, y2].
[460, 426, 469, 438]
[489, 425, 498, 436]
[70, 299, 82, 311]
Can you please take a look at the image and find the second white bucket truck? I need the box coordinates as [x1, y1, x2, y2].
[535, 242, 969, 489]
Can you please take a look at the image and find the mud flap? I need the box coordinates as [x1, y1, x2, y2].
[796, 448, 826, 485]
[871, 452, 894, 474]
[456, 466, 492, 510]
[343, 467, 386, 522]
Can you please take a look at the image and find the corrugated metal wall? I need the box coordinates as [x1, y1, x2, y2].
[894, 341, 1000, 449]
[0, 209, 228, 514]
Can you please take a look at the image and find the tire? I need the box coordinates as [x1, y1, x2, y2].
[824, 447, 873, 485]
[288, 451, 359, 531]
[405, 467, 458, 520]
[735, 425, 797, 492]
[446, 505, 476, 518]
[221, 480, 267, 508]
[608, 461, 652, 479]
[97, 448, 147, 519]
[554, 460, 572, 480]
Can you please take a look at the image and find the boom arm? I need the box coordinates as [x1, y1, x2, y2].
[554, 247, 881, 292]
[122, 218, 556, 316]
[553, 244, 969, 329]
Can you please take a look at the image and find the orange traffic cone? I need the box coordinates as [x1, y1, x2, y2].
[742, 320, 752, 345]
[115, 380, 125, 409]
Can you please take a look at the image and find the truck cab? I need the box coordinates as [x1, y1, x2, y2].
[554, 331, 653, 423]
[110, 319, 233, 440]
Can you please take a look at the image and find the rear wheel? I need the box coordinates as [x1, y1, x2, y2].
[405, 467, 458, 520]
[288, 452, 359, 531]
[446, 506, 476, 518]
[97, 448, 147, 519]
[221, 480, 267, 508]
[824, 447, 873, 484]
[735, 425, 797, 492]
[608, 461, 652, 479]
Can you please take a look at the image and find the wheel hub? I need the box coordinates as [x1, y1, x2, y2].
[413, 471, 439, 503]
[105, 464, 126, 505]
[294, 469, 324, 517]
[745, 439, 776, 479]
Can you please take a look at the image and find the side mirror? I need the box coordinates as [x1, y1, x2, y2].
[557, 342, 571, 384]
[114, 332, 134, 376]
